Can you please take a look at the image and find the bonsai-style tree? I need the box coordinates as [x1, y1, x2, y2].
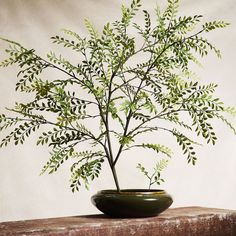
[0, 0, 235, 192]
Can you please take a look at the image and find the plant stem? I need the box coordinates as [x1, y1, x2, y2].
[111, 164, 120, 192]
[101, 136, 120, 192]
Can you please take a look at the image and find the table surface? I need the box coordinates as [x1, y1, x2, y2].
[1, 207, 236, 236]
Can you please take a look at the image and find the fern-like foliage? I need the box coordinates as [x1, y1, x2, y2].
[70, 151, 105, 192]
[137, 158, 169, 189]
[0, 0, 234, 191]
[140, 143, 173, 158]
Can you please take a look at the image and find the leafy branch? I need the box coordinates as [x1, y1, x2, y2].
[0, 0, 234, 192]
[137, 159, 169, 189]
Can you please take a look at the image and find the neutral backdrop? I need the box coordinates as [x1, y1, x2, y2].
[0, 0, 236, 222]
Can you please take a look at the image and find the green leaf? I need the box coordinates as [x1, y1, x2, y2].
[70, 155, 104, 192]
[173, 129, 199, 165]
[84, 18, 99, 40]
[203, 21, 230, 32]
[142, 143, 173, 158]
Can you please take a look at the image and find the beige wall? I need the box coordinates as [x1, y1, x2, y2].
[0, 0, 236, 222]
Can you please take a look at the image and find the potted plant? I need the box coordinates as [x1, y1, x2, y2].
[0, 0, 235, 217]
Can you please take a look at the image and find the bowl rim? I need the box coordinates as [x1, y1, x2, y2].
[97, 189, 167, 195]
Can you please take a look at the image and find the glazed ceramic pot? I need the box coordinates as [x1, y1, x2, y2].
[91, 189, 173, 218]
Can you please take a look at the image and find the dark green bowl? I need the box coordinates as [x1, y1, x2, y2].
[91, 189, 173, 218]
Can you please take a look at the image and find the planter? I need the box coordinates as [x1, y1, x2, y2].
[91, 189, 173, 218]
